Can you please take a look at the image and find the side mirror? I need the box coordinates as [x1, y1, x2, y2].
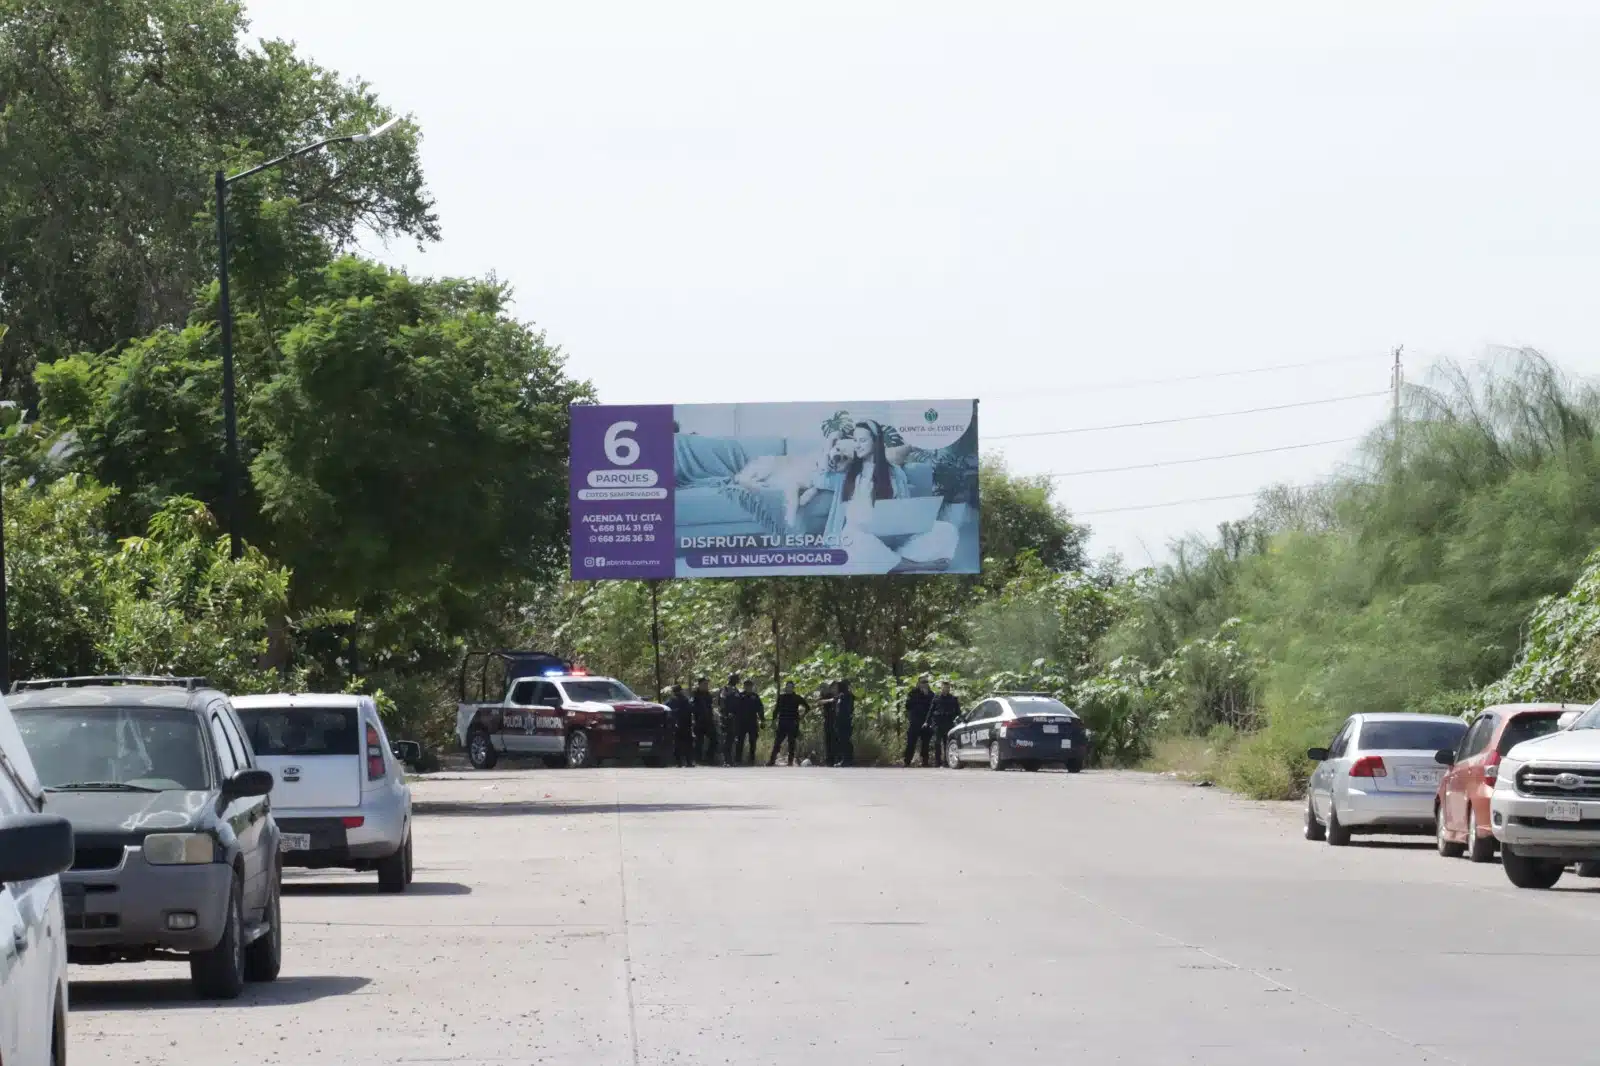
[1434, 748, 1456, 766]
[222, 768, 274, 799]
[0, 814, 74, 883]
[1306, 747, 1330, 761]
[392, 740, 422, 766]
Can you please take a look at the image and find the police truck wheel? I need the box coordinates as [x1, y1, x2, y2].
[1024, 761, 1040, 772]
[988, 743, 1007, 772]
[467, 729, 498, 770]
[567, 730, 594, 768]
[946, 741, 962, 769]
[1065, 759, 1084, 773]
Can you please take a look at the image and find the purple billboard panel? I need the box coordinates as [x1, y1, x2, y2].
[569, 404, 675, 580]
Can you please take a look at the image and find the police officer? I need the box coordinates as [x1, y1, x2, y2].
[734, 679, 764, 765]
[931, 680, 961, 769]
[902, 675, 935, 767]
[834, 679, 855, 767]
[666, 684, 695, 767]
[691, 677, 719, 765]
[818, 681, 838, 767]
[718, 673, 741, 766]
[768, 681, 809, 766]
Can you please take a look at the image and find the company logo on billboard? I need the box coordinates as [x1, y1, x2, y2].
[579, 468, 667, 501]
[924, 408, 938, 423]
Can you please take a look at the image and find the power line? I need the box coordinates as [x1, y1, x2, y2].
[980, 353, 1383, 400]
[1041, 437, 1359, 479]
[988, 391, 1388, 441]
[1075, 491, 1263, 516]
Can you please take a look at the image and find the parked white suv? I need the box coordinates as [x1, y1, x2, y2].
[233, 695, 414, 892]
[1491, 698, 1600, 888]
[0, 688, 75, 1065]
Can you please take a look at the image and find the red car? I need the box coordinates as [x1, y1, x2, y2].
[1434, 702, 1586, 861]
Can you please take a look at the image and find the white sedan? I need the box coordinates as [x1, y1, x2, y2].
[1304, 713, 1469, 846]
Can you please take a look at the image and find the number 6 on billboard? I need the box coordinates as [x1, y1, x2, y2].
[604, 421, 640, 466]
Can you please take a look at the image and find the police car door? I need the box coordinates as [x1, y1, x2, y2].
[529, 682, 567, 755]
[501, 680, 540, 753]
[960, 701, 998, 760]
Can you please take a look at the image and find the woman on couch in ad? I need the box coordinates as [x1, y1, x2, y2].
[827, 420, 957, 571]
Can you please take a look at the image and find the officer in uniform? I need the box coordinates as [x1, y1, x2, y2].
[666, 684, 695, 767]
[718, 673, 741, 766]
[931, 680, 961, 768]
[834, 679, 855, 767]
[691, 677, 719, 765]
[768, 681, 809, 766]
[902, 675, 935, 767]
[818, 681, 838, 766]
[733, 679, 764, 765]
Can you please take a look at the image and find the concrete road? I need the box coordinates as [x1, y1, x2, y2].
[66, 767, 1600, 1065]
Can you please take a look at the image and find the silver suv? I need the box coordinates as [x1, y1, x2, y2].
[233, 695, 414, 892]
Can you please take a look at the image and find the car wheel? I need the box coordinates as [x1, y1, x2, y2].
[377, 834, 408, 893]
[567, 730, 594, 768]
[244, 867, 282, 982]
[1466, 805, 1496, 863]
[1024, 761, 1041, 772]
[1435, 803, 1464, 857]
[1325, 807, 1351, 847]
[190, 873, 246, 999]
[467, 729, 498, 770]
[1305, 796, 1326, 842]
[541, 755, 566, 769]
[988, 743, 1007, 772]
[403, 830, 415, 885]
[641, 756, 663, 768]
[946, 741, 962, 769]
[1065, 759, 1084, 773]
[1502, 843, 1564, 889]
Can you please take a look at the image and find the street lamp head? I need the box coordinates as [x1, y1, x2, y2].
[351, 117, 402, 143]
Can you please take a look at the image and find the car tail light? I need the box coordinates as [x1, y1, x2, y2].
[341, 816, 365, 829]
[1349, 755, 1387, 778]
[366, 723, 386, 780]
[1484, 750, 1502, 781]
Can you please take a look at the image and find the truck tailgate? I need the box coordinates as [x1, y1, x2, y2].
[238, 705, 363, 809]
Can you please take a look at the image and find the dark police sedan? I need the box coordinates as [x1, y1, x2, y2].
[10, 676, 282, 999]
[944, 693, 1091, 772]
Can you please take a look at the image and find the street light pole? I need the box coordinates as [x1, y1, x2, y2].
[213, 117, 402, 560]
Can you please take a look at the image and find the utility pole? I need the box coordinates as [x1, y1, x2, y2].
[1390, 346, 1404, 459]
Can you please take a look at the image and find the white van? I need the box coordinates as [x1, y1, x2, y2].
[0, 688, 76, 1065]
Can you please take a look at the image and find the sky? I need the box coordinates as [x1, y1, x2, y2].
[245, 1, 1600, 566]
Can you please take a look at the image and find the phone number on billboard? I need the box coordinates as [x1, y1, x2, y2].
[588, 523, 656, 533]
[587, 534, 655, 544]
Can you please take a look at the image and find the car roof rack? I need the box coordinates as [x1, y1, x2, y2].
[11, 675, 211, 694]
[996, 691, 1062, 698]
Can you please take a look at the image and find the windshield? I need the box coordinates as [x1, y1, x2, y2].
[14, 705, 210, 791]
[1010, 697, 1076, 718]
[238, 707, 360, 756]
[561, 680, 639, 704]
[1357, 719, 1466, 752]
[1498, 712, 1564, 753]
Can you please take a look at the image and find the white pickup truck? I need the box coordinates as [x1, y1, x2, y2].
[1491, 700, 1600, 888]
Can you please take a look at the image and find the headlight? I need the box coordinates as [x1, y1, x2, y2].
[1497, 759, 1523, 791]
[142, 833, 216, 865]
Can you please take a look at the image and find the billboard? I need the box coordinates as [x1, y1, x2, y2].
[570, 399, 979, 579]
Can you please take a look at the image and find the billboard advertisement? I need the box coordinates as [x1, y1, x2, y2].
[570, 399, 979, 579]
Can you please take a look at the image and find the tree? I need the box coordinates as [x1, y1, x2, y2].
[978, 455, 1087, 582]
[0, 0, 436, 396]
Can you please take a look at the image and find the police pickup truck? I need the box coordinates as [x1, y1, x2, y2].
[455, 650, 675, 770]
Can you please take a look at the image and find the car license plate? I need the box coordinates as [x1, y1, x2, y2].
[1043, 725, 1059, 734]
[280, 833, 311, 852]
[1548, 801, 1583, 822]
[1061, 739, 1072, 749]
[1407, 769, 1442, 787]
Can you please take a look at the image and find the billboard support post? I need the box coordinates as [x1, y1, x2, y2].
[650, 580, 663, 699]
